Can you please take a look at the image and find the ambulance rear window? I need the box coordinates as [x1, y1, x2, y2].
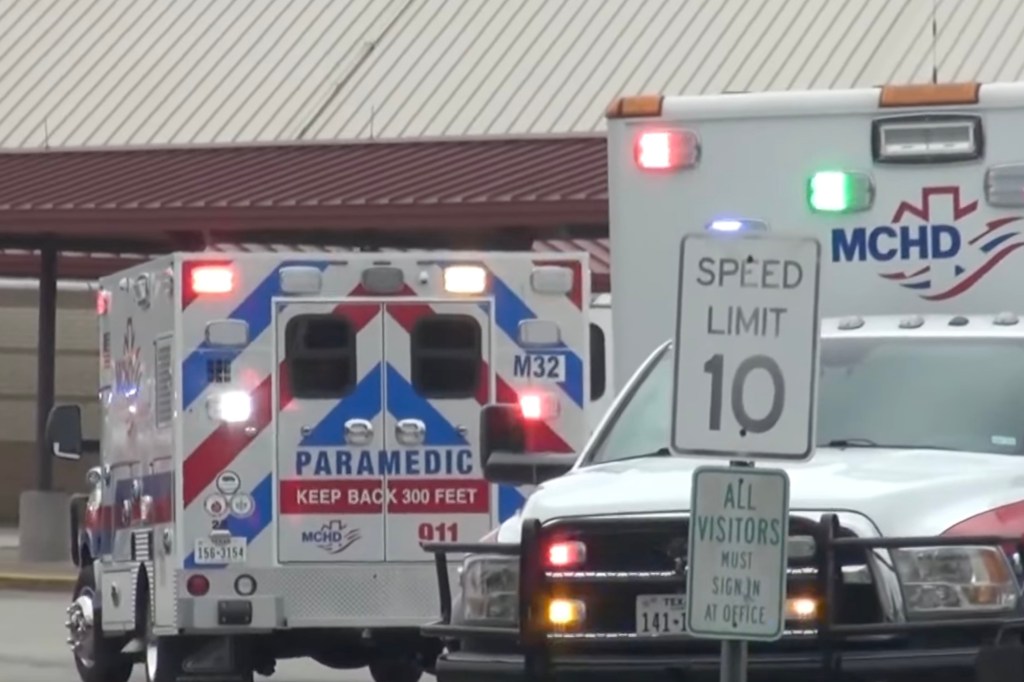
[285, 314, 356, 398]
[411, 315, 481, 398]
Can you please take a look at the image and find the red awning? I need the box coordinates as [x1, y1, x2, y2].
[0, 135, 607, 241]
[0, 237, 613, 292]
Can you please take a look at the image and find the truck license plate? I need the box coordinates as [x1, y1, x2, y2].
[635, 594, 686, 635]
[193, 538, 247, 565]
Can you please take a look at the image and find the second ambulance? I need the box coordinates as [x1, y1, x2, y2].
[425, 81, 1024, 681]
[49, 251, 595, 682]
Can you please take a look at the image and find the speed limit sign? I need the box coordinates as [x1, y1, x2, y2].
[670, 232, 821, 460]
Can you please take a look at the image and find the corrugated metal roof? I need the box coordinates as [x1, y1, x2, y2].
[2, 0, 1019, 147]
[0, 136, 607, 235]
[0, 237, 612, 290]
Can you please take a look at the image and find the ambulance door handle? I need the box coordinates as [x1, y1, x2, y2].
[395, 419, 426, 446]
[344, 419, 374, 446]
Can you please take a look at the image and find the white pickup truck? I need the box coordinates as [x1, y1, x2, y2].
[420, 81, 1024, 682]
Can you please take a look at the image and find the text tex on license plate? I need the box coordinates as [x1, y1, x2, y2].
[636, 594, 686, 636]
[193, 538, 247, 565]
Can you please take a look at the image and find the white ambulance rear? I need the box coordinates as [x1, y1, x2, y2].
[606, 82, 1024, 385]
[55, 250, 594, 682]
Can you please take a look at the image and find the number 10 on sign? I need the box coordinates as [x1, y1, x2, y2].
[671, 233, 821, 460]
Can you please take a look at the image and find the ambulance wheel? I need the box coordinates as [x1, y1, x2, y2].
[369, 658, 423, 682]
[67, 564, 134, 682]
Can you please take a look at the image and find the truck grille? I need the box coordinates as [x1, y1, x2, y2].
[539, 515, 882, 641]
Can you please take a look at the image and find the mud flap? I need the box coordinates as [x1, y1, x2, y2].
[182, 636, 240, 675]
[975, 641, 1024, 682]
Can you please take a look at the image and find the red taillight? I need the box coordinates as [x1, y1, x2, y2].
[190, 265, 234, 295]
[95, 290, 110, 315]
[943, 500, 1024, 551]
[635, 130, 688, 170]
[519, 394, 543, 420]
[186, 574, 210, 596]
[547, 540, 586, 568]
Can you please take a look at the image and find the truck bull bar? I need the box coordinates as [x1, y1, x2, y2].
[421, 513, 1024, 681]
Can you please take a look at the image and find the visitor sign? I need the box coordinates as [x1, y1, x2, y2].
[685, 466, 790, 641]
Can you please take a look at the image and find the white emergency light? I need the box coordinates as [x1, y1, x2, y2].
[207, 390, 253, 423]
[706, 219, 768, 233]
[443, 265, 487, 294]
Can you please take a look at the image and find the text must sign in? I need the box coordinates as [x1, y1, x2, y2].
[671, 233, 822, 459]
[686, 466, 790, 641]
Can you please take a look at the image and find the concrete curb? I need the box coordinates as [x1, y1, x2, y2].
[0, 572, 75, 592]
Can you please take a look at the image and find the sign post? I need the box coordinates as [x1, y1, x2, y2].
[670, 232, 822, 682]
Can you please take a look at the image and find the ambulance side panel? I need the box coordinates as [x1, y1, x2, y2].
[608, 83, 1024, 385]
[97, 256, 177, 632]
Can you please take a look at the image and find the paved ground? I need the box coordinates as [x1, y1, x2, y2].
[0, 527, 76, 592]
[0, 589, 374, 682]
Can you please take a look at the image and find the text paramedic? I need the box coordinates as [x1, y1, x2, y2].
[295, 448, 473, 476]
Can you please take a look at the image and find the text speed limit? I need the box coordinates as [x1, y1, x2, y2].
[671, 233, 821, 459]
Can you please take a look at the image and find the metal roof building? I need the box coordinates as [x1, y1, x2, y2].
[2, 0, 1020, 148]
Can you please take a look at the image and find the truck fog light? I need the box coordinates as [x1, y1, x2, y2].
[548, 598, 586, 626]
[786, 597, 817, 619]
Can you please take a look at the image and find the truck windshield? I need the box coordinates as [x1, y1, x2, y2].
[587, 336, 1024, 465]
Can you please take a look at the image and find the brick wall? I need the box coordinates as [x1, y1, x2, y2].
[0, 287, 100, 523]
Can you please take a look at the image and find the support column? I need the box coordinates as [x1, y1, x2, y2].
[36, 242, 57, 491]
[19, 242, 70, 563]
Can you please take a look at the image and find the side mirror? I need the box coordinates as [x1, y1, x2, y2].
[480, 405, 577, 486]
[46, 404, 88, 461]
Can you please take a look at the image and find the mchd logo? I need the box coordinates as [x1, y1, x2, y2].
[831, 187, 1024, 301]
[301, 519, 361, 555]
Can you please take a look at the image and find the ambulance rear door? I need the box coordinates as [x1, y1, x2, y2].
[275, 299, 387, 562]
[380, 298, 492, 562]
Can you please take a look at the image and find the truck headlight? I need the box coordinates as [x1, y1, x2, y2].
[893, 546, 1018, 615]
[460, 555, 518, 624]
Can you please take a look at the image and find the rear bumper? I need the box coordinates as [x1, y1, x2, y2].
[436, 646, 989, 682]
[175, 562, 458, 630]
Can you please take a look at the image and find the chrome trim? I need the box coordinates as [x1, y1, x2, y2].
[546, 564, 871, 584]
[548, 628, 820, 641]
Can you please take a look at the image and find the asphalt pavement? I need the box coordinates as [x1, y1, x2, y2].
[0, 589, 373, 682]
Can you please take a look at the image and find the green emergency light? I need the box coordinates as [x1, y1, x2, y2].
[807, 170, 874, 213]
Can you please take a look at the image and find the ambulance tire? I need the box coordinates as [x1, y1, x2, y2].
[368, 658, 424, 682]
[144, 621, 185, 682]
[70, 565, 134, 682]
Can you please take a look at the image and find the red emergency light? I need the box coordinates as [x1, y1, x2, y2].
[547, 540, 586, 568]
[190, 265, 235, 295]
[95, 290, 110, 316]
[519, 393, 544, 421]
[635, 130, 689, 170]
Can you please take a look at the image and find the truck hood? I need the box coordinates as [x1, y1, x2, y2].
[495, 448, 1024, 543]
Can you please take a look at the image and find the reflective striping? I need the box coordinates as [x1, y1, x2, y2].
[182, 375, 274, 506]
[299, 364, 383, 447]
[385, 363, 468, 446]
[488, 274, 585, 407]
[183, 472, 273, 569]
[498, 485, 527, 522]
[181, 261, 330, 408]
[533, 258, 584, 309]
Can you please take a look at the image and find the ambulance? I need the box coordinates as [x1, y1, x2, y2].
[46, 250, 595, 682]
[423, 81, 1024, 682]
